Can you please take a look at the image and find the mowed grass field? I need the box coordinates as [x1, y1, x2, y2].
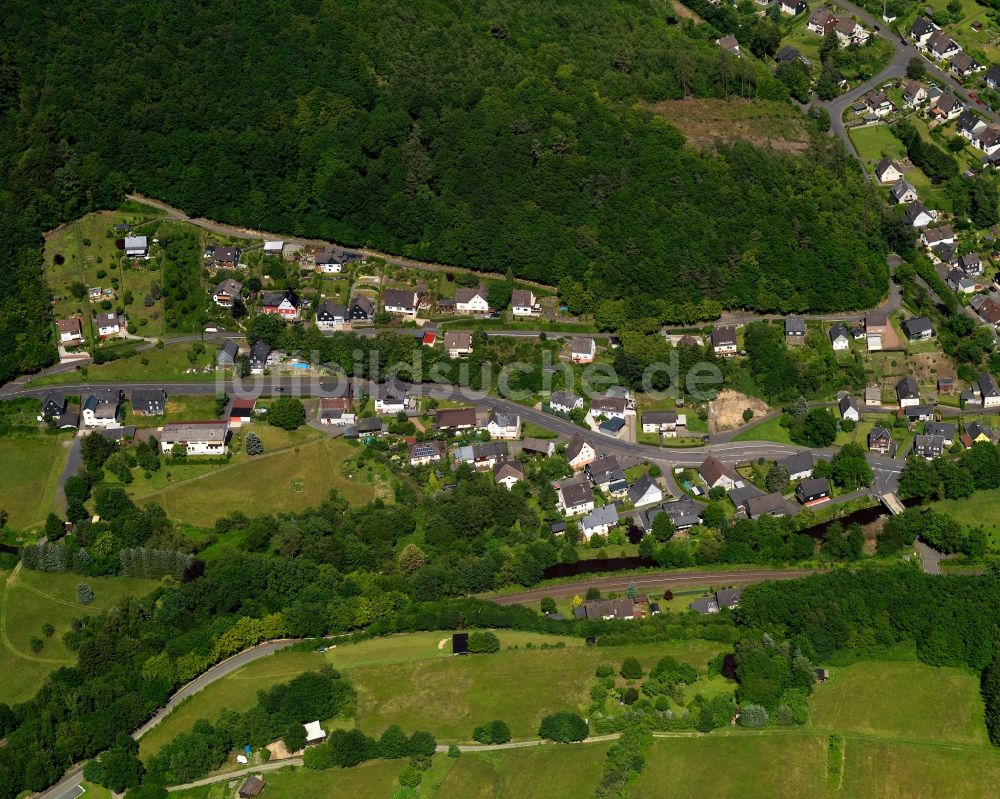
[29, 342, 217, 387]
[148, 435, 389, 524]
[0, 436, 72, 529]
[841, 738, 1000, 798]
[351, 638, 725, 742]
[140, 635, 723, 760]
[810, 660, 989, 745]
[933, 487, 1000, 545]
[139, 630, 587, 759]
[633, 735, 830, 799]
[0, 568, 160, 704]
[432, 743, 613, 798]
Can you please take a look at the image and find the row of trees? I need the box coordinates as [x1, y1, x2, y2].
[146, 667, 354, 784]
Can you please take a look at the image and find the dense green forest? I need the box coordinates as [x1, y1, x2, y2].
[0, 0, 889, 383]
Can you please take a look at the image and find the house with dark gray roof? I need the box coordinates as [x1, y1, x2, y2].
[216, 339, 240, 368]
[795, 477, 830, 505]
[913, 434, 945, 459]
[348, 295, 374, 320]
[744, 492, 788, 519]
[249, 341, 271, 374]
[627, 475, 662, 508]
[131, 388, 166, 416]
[902, 316, 934, 341]
[785, 315, 806, 340]
[778, 451, 814, 481]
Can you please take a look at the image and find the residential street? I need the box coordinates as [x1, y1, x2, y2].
[814, 0, 999, 159]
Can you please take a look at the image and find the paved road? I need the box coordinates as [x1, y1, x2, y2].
[914, 539, 946, 574]
[53, 437, 81, 514]
[489, 568, 821, 604]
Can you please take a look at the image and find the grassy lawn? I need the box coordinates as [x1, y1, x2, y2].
[834, 419, 873, 448]
[433, 743, 613, 798]
[810, 660, 989, 745]
[140, 630, 588, 759]
[633, 735, 830, 799]
[29, 342, 218, 387]
[731, 415, 793, 445]
[143, 435, 388, 525]
[841, 738, 1000, 798]
[0, 436, 73, 530]
[520, 421, 558, 439]
[0, 568, 160, 704]
[44, 210, 169, 344]
[849, 125, 905, 163]
[350, 639, 724, 742]
[933, 486, 1000, 545]
[124, 394, 220, 428]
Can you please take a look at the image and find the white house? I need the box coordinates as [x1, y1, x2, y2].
[570, 336, 596, 364]
[443, 331, 473, 359]
[627, 475, 663, 507]
[567, 434, 596, 470]
[927, 31, 962, 60]
[558, 479, 596, 516]
[96, 312, 123, 339]
[779, 451, 814, 482]
[124, 236, 149, 258]
[494, 460, 525, 490]
[549, 391, 583, 414]
[839, 395, 863, 422]
[160, 421, 230, 456]
[904, 202, 934, 228]
[699, 456, 740, 492]
[263, 240, 284, 255]
[382, 289, 419, 317]
[890, 179, 918, 205]
[486, 409, 521, 439]
[910, 17, 939, 48]
[896, 376, 920, 409]
[580, 504, 619, 538]
[57, 317, 83, 345]
[829, 323, 850, 351]
[711, 326, 738, 357]
[82, 390, 122, 428]
[212, 278, 242, 308]
[511, 289, 539, 317]
[641, 411, 682, 436]
[835, 17, 869, 48]
[979, 372, 1000, 408]
[976, 126, 1000, 156]
[875, 157, 903, 185]
[261, 288, 300, 320]
[374, 382, 409, 414]
[455, 288, 490, 315]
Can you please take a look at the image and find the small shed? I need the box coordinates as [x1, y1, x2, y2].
[303, 720, 327, 745]
[585, 635, 597, 646]
[452, 632, 469, 655]
[814, 668, 829, 683]
[238, 775, 266, 798]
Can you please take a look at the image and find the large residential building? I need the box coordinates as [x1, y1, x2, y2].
[455, 288, 490, 315]
[160, 421, 230, 456]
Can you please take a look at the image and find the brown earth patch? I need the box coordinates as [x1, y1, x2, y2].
[710, 389, 771, 431]
[672, 1, 703, 23]
[908, 351, 955, 384]
[642, 98, 811, 153]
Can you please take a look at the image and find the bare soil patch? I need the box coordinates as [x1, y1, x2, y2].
[672, 1, 703, 23]
[909, 351, 955, 384]
[710, 390, 771, 431]
[643, 98, 811, 153]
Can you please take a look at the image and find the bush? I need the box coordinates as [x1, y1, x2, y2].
[76, 583, 94, 604]
[540, 596, 557, 614]
[448, 744, 461, 758]
[595, 664, 614, 679]
[473, 719, 511, 744]
[620, 656, 643, 680]
[408, 730, 437, 757]
[283, 721, 307, 752]
[468, 630, 500, 653]
[267, 396, 306, 430]
[738, 705, 769, 728]
[398, 765, 423, 788]
[621, 687, 639, 704]
[378, 724, 410, 759]
[538, 711, 588, 743]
